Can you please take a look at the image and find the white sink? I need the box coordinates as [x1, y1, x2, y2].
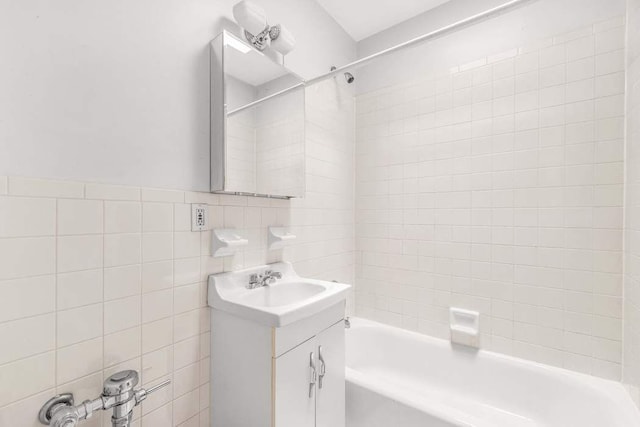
[207, 262, 351, 327]
[240, 281, 326, 307]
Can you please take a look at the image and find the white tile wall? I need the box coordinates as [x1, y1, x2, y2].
[226, 110, 257, 193]
[256, 113, 305, 197]
[355, 17, 626, 380]
[624, 0, 640, 406]
[226, 88, 306, 197]
[0, 80, 355, 425]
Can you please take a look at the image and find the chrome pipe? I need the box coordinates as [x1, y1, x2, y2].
[38, 371, 171, 427]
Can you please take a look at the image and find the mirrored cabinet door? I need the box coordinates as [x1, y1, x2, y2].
[210, 30, 305, 199]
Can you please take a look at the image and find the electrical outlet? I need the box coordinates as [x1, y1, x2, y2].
[191, 204, 208, 231]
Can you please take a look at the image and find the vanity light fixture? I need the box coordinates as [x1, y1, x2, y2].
[232, 0, 296, 55]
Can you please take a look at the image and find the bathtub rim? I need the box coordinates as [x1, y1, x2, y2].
[345, 316, 640, 424]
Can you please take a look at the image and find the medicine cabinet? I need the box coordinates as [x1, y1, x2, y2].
[210, 30, 306, 198]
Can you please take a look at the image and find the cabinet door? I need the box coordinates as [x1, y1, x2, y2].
[274, 337, 317, 427]
[316, 321, 346, 427]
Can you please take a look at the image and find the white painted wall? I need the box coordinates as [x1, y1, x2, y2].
[355, 0, 626, 94]
[0, 0, 355, 191]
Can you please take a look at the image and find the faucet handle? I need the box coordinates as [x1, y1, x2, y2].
[264, 270, 282, 278]
[248, 273, 261, 288]
[134, 379, 171, 405]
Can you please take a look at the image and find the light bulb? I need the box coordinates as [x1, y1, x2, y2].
[232, 0, 267, 36]
[270, 24, 296, 55]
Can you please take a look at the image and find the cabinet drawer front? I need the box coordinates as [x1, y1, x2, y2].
[273, 301, 344, 357]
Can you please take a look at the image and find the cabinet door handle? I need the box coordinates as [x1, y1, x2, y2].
[318, 345, 326, 389]
[309, 351, 317, 398]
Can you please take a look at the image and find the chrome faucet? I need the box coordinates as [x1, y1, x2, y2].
[247, 269, 282, 289]
[39, 370, 169, 427]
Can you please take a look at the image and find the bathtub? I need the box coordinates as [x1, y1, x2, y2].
[345, 318, 640, 427]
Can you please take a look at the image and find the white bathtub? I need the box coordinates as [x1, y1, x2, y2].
[345, 318, 640, 427]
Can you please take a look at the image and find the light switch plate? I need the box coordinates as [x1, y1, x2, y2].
[191, 204, 208, 231]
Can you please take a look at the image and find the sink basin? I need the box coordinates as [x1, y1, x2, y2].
[240, 281, 325, 307]
[207, 262, 351, 327]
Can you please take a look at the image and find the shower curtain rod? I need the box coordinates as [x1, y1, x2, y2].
[227, 0, 538, 117]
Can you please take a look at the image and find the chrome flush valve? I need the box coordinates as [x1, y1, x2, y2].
[38, 370, 170, 427]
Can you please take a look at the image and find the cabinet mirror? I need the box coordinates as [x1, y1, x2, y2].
[210, 31, 305, 198]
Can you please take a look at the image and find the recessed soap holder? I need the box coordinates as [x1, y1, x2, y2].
[211, 229, 248, 257]
[268, 227, 296, 250]
[449, 307, 480, 348]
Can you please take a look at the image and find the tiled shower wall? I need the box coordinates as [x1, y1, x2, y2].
[226, 107, 256, 192]
[255, 110, 305, 197]
[0, 79, 354, 426]
[624, 0, 640, 404]
[355, 18, 626, 379]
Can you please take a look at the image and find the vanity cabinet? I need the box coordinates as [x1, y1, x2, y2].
[211, 302, 346, 427]
[273, 337, 316, 427]
[275, 320, 345, 427]
[314, 321, 346, 427]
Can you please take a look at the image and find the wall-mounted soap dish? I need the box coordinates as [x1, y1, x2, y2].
[212, 229, 248, 257]
[268, 227, 296, 250]
[449, 307, 480, 348]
